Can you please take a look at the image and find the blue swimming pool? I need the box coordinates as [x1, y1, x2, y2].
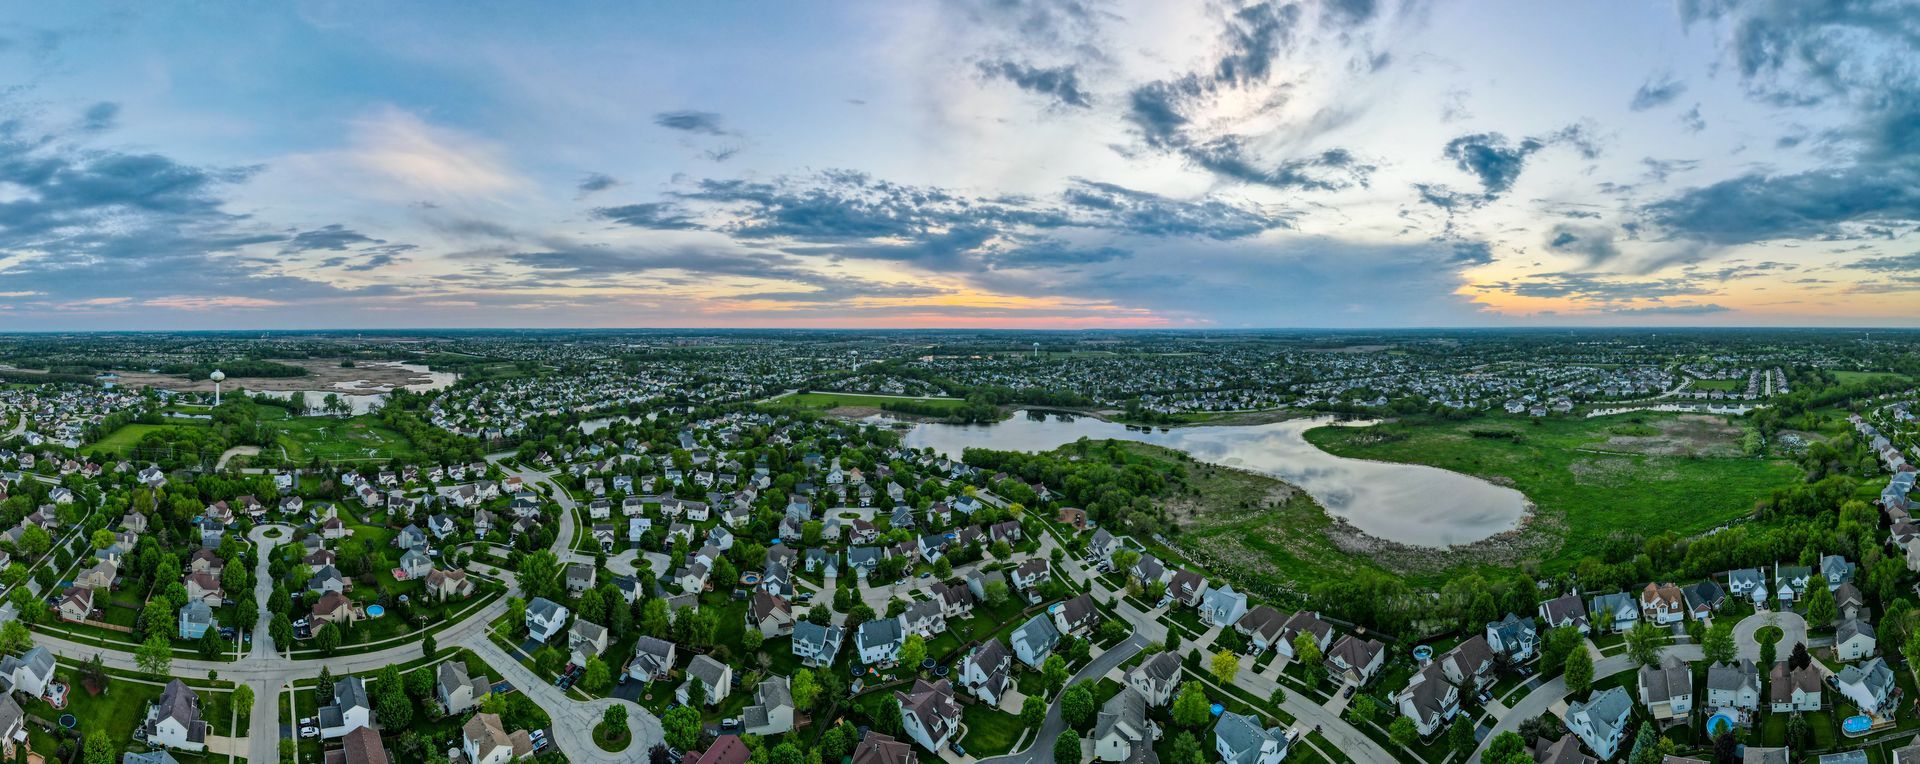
[1706, 714, 1734, 736]
[366, 605, 386, 618]
[1843, 715, 1872, 735]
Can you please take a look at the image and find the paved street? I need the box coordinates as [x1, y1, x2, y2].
[974, 634, 1149, 764]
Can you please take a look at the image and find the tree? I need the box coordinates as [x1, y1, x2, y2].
[1043, 654, 1069, 695]
[1171, 682, 1211, 728]
[1053, 730, 1081, 764]
[1388, 716, 1419, 749]
[791, 668, 819, 711]
[899, 634, 926, 669]
[1624, 621, 1664, 668]
[1210, 650, 1240, 684]
[1482, 731, 1530, 764]
[639, 598, 671, 637]
[582, 657, 612, 694]
[1702, 622, 1737, 665]
[374, 667, 412, 729]
[1537, 626, 1580, 675]
[1804, 575, 1836, 625]
[1713, 731, 1737, 764]
[135, 633, 172, 676]
[1627, 723, 1660, 764]
[1788, 642, 1812, 671]
[1759, 635, 1777, 669]
[663, 706, 702, 751]
[1449, 718, 1474, 761]
[83, 730, 114, 764]
[1346, 695, 1382, 726]
[742, 629, 765, 654]
[0, 621, 31, 654]
[1060, 684, 1096, 729]
[601, 705, 629, 741]
[269, 614, 293, 648]
[1020, 695, 1046, 727]
[423, 633, 437, 658]
[316, 624, 341, 655]
[1165, 732, 1205, 764]
[1563, 645, 1594, 694]
[234, 685, 254, 726]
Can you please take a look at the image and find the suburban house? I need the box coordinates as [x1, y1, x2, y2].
[177, 601, 217, 640]
[0, 648, 55, 698]
[678, 655, 733, 707]
[1214, 710, 1290, 764]
[143, 680, 209, 752]
[1683, 580, 1727, 621]
[1589, 592, 1639, 633]
[1124, 652, 1182, 707]
[742, 675, 795, 736]
[1395, 662, 1460, 737]
[752, 593, 796, 637]
[1485, 613, 1537, 663]
[1704, 660, 1760, 712]
[1325, 635, 1386, 686]
[319, 676, 373, 739]
[1835, 618, 1878, 661]
[1770, 662, 1823, 712]
[436, 660, 491, 715]
[1835, 658, 1896, 715]
[1638, 655, 1693, 721]
[960, 640, 1013, 707]
[1091, 687, 1156, 762]
[1011, 613, 1062, 668]
[1565, 687, 1632, 760]
[461, 712, 534, 764]
[1639, 582, 1686, 625]
[525, 597, 570, 642]
[792, 621, 844, 668]
[333, 726, 390, 764]
[851, 732, 917, 764]
[895, 679, 961, 754]
[856, 617, 907, 665]
[1537, 593, 1590, 633]
[629, 637, 678, 682]
[1200, 585, 1250, 628]
[1053, 594, 1100, 637]
[568, 620, 609, 666]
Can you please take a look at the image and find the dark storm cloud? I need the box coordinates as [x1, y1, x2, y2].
[977, 60, 1092, 108]
[281, 224, 382, 253]
[592, 203, 702, 230]
[1442, 132, 1543, 194]
[1629, 75, 1687, 111]
[653, 110, 728, 135]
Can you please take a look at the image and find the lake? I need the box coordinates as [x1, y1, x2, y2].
[890, 411, 1529, 548]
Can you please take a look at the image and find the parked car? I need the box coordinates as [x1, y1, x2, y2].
[299, 726, 319, 739]
[1342, 685, 1356, 698]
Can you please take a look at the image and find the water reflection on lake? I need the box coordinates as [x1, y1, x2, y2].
[890, 411, 1529, 548]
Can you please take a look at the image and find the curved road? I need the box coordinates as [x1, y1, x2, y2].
[975, 633, 1149, 764]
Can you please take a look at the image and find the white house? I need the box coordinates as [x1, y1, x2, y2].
[1565, 687, 1632, 760]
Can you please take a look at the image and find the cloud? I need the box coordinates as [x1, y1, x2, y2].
[1482, 272, 1712, 302]
[1844, 252, 1920, 272]
[1599, 303, 1730, 315]
[576, 173, 619, 195]
[1449, 241, 1495, 265]
[653, 110, 728, 135]
[982, 237, 1130, 269]
[1679, 104, 1707, 132]
[80, 101, 118, 131]
[324, 108, 525, 199]
[591, 203, 702, 230]
[977, 60, 1092, 108]
[1642, 158, 1700, 183]
[1214, 1, 1301, 86]
[1642, 162, 1920, 244]
[1442, 132, 1543, 194]
[1630, 75, 1687, 111]
[1544, 224, 1621, 266]
[281, 224, 382, 253]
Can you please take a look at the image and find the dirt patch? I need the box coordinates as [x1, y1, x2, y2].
[1598, 414, 1744, 458]
[110, 359, 443, 393]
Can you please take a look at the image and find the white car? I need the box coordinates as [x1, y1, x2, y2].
[299, 726, 319, 739]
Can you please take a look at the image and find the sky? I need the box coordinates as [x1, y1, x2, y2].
[0, 0, 1917, 330]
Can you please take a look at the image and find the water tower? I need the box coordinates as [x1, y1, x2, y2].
[210, 369, 226, 406]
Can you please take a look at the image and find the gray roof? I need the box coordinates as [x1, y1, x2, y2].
[1568, 687, 1632, 742]
[1214, 710, 1286, 764]
[1838, 617, 1876, 645]
[335, 676, 371, 712]
[1705, 660, 1758, 692]
[1836, 657, 1895, 697]
[856, 616, 904, 652]
[686, 654, 729, 689]
[1012, 613, 1061, 656]
[527, 597, 565, 623]
[1639, 656, 1691, 703]
[1093, 686, 1148, 744]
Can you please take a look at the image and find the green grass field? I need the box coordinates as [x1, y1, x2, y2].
[272, 415, 419, 462]
[1832, 370, 1913, 385]
[1688, 377, 1744, 391]
[1304, 412, 1804, 573]
[90, 422, 205, 456]
[779, 391, 966, 411]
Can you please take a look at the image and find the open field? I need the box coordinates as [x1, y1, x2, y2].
[251, 405, 420, 462]
[90, 421, 208, 456]
[1304, 412, 1804, 573]
[1687, 377, 1744, 391]
[1832, 370, 1913, 385]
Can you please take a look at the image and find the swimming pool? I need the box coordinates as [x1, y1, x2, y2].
[1842, 715, 1872, 736]
[366, 605, 386, 618]
[1706, 714, 1734, 736]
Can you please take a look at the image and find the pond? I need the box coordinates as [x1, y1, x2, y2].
[888, 411, 1529, 548]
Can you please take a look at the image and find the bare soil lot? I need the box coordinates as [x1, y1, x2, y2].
[1597, 414, 1744, 457]
[110, 359, 439, 393]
